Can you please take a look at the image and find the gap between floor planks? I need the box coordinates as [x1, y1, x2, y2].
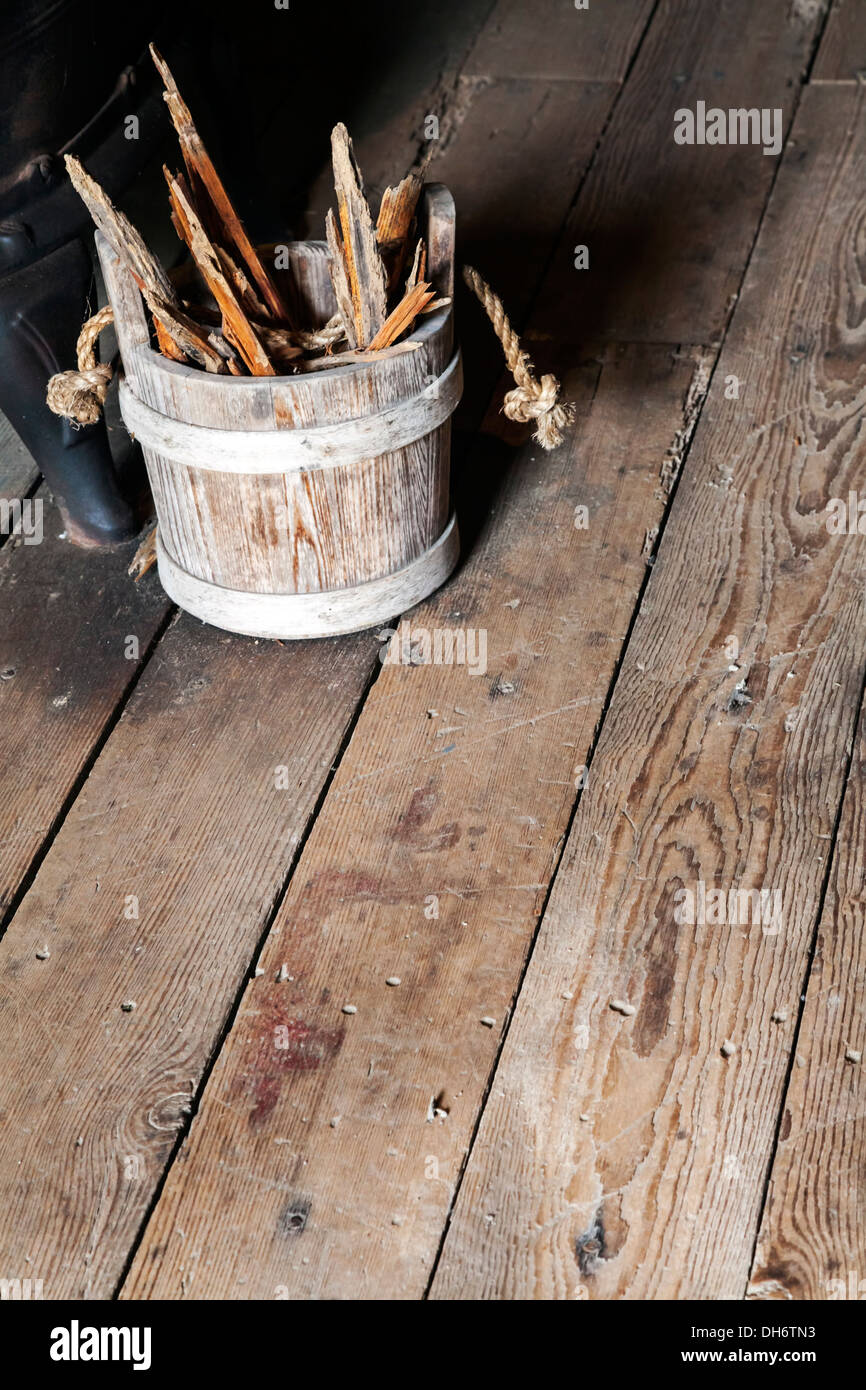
[429, 77, 866, 1301]
[747, 698, 866, 1300]
[120, 0, 834, 1295]
[0, 0, 834, 1301]
[0, 1, 630, 942]
[120, 343, 710, 1300]
[0, 0, 658, 1299]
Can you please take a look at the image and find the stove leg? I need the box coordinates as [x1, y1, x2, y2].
[0, 238, 139, 546]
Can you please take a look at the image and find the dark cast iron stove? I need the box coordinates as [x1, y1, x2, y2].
[0, 1, 167, 543]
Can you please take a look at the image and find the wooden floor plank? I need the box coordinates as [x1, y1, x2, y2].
[122, 344, 705, 1300]
[0, 490, 169, 920]
[433, 79, 614, 309]
[433, 77, 618, 433]
[288, 0, 496, 230]
[0, 414, 39, 502]
[462, 0, 654, 82]
[811, 0, 866, 81]
[429, 80, 866, 1301]
[298, 2, 653, 447]
[533, 0, 827, 347]
[121, 0, 835, 1303]
[304, 74, 624, 450]
[0, 0, 655, 1300]
[2, 0, 839, 1304]
[748, 706, 866, 1301]
[0, 617, 375, 1298]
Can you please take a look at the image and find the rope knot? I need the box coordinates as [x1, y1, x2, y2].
[45, 302, 114, 426]
[463, 266, 573, 450]
[46, 363, 113, 427]
[503, 371, 559, 421]
[504, 372, 573, 449]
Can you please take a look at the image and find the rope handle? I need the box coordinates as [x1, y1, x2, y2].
[47, 269, 574, 450]
[46, 304, 115, 426]
[462, 265, 573, 450]
[45, 300, 346, 425]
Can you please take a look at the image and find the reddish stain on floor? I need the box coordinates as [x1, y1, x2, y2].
[233, 992, 344, 1128]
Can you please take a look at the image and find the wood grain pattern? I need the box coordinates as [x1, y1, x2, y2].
[0, 490, 169, 921]
[295, 7, 647, 438]
[104, 194, 456, 607]
[377, 168, 425, 294]
[66, 158, 225, 374]
[748, 707, 866, 1301]
[433, 78, 618, 433]
[329, 123, 389, 349]
[122, 343, 709, 1300]
[0, 1, 648, 1294]
[533, 0, 828, 347]
[430, 81, 866, 1301]
[166, 171, 275, 376]
[278, 242, 337, 330]
[154, 513, 459, 640]
[0, 616, 375, 1298]
[463, 0, 653, 82]
[150, 43, 290, 325]
[3, 0, 838, 1303]
[0, 414, 39, 506]
[117, 351, 460, 474]
[812, 0, 866, 80]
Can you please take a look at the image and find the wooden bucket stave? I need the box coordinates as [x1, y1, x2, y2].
[98, 184, 461, 639]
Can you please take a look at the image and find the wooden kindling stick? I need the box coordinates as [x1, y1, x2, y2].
[462, 265, 573, 450]
[150, 44, 291, 325]
[48, 94, 453, 414]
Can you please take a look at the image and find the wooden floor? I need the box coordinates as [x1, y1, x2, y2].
[1, 0, 864, 1300]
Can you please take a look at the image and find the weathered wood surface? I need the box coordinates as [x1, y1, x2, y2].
[105, 197, 456, 602]
[0, 0, 657, 1299]
[433, 78, 618, 434]
[748, 707, 866, 1301]
[0, 295, 167, 923]
[120, 0, 837, 1300]
[123, 343, 711, 1300]
[328, 123, 389, 350]
[534, 0, 828, 347]
[154, 513, 459, 641]
[812, 0, 866, 80]
[151, 43, 290, 326]
[65, 157, 227, 375]
[0, 415, 39, 509]
[0, 617, 375, 1298]
[1, 0, 853, 1305]
[304, 58, 621, 445]
[297, 0, 667, 442]
[463, 0, 653, 82]
[430, 81, 866, 1301]
[118, 346, 459, 473]
[0, 492, 169, 924]
[279, 242, 336, 330]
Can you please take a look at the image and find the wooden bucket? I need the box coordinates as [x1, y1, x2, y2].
[97, 184, 461, 639]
